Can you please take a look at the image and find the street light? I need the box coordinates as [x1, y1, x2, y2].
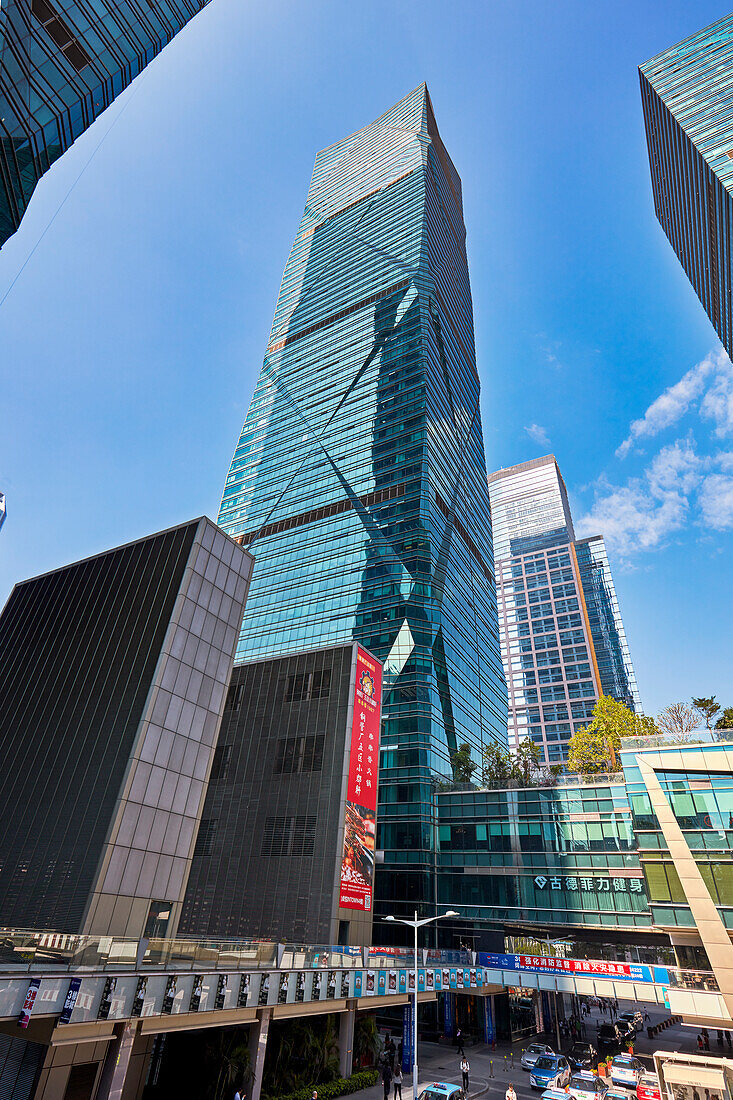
[384, 911, 459, 1100]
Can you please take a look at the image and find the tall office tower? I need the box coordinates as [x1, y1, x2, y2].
[488, 456, 639, 765]
[0, 0, 212, 246]
[219, 85, 507, 932]
[640, 15, 733, 357]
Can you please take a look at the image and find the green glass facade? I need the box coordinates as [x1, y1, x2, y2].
[622, 740, 733, 933]
[437, 781, 651, 937]
[0, 0, 211, 246]
[640, 14, 733, 356]
[218, 85, 507, 931]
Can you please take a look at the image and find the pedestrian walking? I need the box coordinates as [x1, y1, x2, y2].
[506, 1085, 517, 1100]
[387, 1038, 396, 1070]
[698, 1034, 705, 1052]
[643, 1010, 650, 1024]
[704, 1033, 711, 1053]
[382, 1063, 393, 1100]
[393, 1065, 403, 1100]
[456, 1028, 465, 1056]
[461, 1057, 470, 1092]
[234, 1091, 244, 1100]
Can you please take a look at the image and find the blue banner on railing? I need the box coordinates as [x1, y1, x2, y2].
[478, 952, 667, 985]
[402, 1001, 413, 1072]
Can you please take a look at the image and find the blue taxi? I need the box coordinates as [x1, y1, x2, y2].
[418, 1084, 465, 1100]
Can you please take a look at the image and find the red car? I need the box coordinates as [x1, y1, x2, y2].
[637, 1073, 661, 1100]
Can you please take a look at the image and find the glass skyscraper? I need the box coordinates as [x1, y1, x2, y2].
[219, 85, 507, 930]
[640, 14, 733, 357]
[488, 455, 639, 765]
[0, 0, 212, 246]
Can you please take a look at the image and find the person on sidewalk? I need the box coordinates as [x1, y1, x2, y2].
[393, 1064, 403, 1100]
[461, 1057, 470, 1093]
[382, 1063, 393, 1100]
[506, 1085, 517, 1100]
[456, 1028, 465, 1056]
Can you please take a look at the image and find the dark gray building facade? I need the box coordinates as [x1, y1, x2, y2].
[180, 642, 380, 947]
[0, 516, 252, 939]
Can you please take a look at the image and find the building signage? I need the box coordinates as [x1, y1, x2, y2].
[533, 874, 644, 894]
[339, 647, 382, 911]
[18, 979, 40, 1028]
[479, 952, 659, 983]
[58, 978, 82, 1025]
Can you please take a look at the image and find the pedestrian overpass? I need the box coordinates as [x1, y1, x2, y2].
[0, 930, 722, 1100]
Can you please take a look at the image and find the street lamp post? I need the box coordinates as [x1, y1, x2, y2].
[384, 910, 459, 1100]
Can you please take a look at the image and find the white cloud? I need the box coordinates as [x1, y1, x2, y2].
[698, 470, 733, 530]
[616, 349, 730, 458]
[576, 439, 700, 557]
[577, 438, 733, 556]
[524, 423, 550, 447]
[701, 358, 733, 438]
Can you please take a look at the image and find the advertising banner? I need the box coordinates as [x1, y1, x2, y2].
[399, 971, 406, 994]
[479, 952, 663, 984]
[59, 978, 82, 1025]
[339, 647, 383, 911]
[18, 979, 40, 1028]
[402, 1002, 413, 1072]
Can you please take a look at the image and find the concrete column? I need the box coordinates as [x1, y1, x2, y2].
[249, 1007, 272, 1100]
[96, 1021, 139, 1100]
[339, 1000, 357, 1077]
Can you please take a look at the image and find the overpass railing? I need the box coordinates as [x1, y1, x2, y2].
[0, 930, 474, 974]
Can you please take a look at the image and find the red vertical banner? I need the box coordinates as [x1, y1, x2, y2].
[339, 646, 382, 911]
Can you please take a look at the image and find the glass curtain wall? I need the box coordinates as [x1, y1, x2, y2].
[218, 85, 507, 932]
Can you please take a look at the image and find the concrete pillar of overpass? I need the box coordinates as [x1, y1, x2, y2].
[249, 1007, 272, 1100]
[95, 1020, 139, 1100]
[339, 1000, 357, 1077]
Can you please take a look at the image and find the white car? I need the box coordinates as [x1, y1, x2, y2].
[522, 1044, 555, 1070]
[611, 1055, 644, 1088]
[567, 1072, 609, 1100]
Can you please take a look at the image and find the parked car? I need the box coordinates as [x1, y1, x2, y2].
[567, 1072, 609, 1100]
[610, 1055, 645, 1088]
[606, 1089, 631, 1100]
[637, 1074, 661, 1100]
[530, 1055, 571, 1091]
[522, 1044, 556, 1070]
[618, 1010, 643, 1033]
[567, 1043, 598, 1071]
[615, 1020, 636, 1044]
[542, 1089, 571, 1100]
[597, 1024, 623, 1056]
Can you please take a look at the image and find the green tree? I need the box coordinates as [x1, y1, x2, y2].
[716, 707, 733, 730]
[567, 696, 657, 776]
[481, 741, 514, 786]
[512, 736, 540, 785]
[692, 696, 720, 729]
[450, 741, 478, 783]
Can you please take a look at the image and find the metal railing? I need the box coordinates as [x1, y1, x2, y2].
[621, 731, 733, 751]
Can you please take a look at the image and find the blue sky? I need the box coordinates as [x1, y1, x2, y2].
[1, 0, 731, 717]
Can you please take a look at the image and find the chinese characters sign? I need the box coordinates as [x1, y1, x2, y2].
[339, 647, 382, 911]
[533, 874, 645, 894]
[479, 952, 665, 984]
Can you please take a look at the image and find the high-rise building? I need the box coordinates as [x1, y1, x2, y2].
[0, 0, 212, 247]
[640, 15, 733, 357]
[0, 517, 252, 938]
[488, 455, 639, 764]
[219, 85, 507, 932]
